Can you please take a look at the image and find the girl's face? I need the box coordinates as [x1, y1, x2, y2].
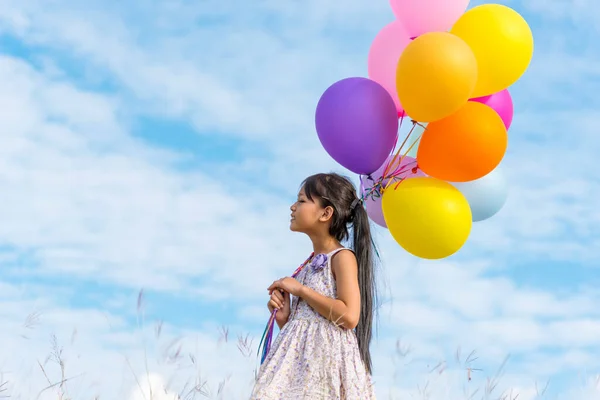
[290, 188, 326, 233]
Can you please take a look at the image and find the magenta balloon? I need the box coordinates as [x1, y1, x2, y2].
[471, 89, 514, 129]
[315, 77, 399, 175]
[361, 155, 426, 227]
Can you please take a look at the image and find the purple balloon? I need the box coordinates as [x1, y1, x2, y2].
[315, 77, 399, 175]
[361, 155, 426, 228]
[471, 89, 514, 130]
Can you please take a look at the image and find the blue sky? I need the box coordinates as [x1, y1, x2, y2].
[1, 0, 600, 398]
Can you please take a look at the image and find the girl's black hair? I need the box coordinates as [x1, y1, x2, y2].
[301, 172, 378, 374]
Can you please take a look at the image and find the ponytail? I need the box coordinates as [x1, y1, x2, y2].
[351, 202, 377, 374]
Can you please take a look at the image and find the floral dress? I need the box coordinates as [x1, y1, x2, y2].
[251, 248, 376, 399]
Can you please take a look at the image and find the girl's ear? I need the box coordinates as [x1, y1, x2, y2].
[320, 206, 334, 222]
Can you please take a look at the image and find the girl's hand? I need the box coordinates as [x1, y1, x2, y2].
[268, 277, 304, 297]
[267, 290, 290, 324]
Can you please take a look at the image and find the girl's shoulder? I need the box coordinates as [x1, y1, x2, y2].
[327, 247, 353, 255]
[328, 248, 357, 280]
[326, 247, 354, 261]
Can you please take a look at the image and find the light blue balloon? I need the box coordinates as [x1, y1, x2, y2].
[451, 167, 508, 222]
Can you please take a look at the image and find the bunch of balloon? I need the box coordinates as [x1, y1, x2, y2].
[385, 2, 532, 259]
[382, 0, 533, 259]
[314, 1, 532, 261]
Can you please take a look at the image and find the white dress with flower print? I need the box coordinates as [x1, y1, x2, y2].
[251, 248, 376, 399]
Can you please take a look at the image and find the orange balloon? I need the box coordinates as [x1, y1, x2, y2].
[416, 102, 507, 182]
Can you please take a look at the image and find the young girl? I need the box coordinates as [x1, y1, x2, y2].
[251, 173, 377, 399]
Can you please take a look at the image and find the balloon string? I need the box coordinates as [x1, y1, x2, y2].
[389, 122, 417, 170]
[384, 124, 426, 190]
[387, 160, 418, 179]
[382, 122, 417, 186]
[361, 120, 427, 203]
[385, 138, 422, 190]
[381, 111, 406, 179]
[381, 120, 412, 181]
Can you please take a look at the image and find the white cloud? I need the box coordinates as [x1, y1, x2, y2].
[0, 0, 388, 142]
[0, 54, 314, 298]
[128, 373, 178, 400]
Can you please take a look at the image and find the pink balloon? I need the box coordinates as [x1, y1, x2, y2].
[367, 21, 411, 115]
[471, 89, 514, 129]
[389, 0, 470, 38]
[361, 155, 426, 228]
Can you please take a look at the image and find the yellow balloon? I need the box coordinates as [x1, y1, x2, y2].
[451, 4, 534, 97]
[396, 32, 477, 122]
[382, 177, 472, 259]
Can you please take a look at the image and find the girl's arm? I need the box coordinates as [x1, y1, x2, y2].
[276, 316, 289, 330]
[298, 250, 360, 329]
